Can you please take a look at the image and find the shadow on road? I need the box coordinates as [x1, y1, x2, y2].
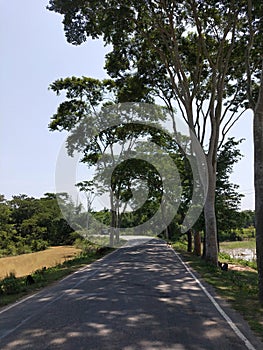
[0, 239, 261, 349]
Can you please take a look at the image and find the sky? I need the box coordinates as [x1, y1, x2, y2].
[0, 0, 255, 211]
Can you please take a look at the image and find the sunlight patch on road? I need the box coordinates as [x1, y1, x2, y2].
[86, 322, 112, 336]
[50, 337, 67, 345]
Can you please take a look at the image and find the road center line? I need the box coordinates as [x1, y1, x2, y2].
[172, 249, 256, 350]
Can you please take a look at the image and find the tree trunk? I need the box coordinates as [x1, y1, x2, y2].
[193, 230, 202, 256]
[187, 230, 192, 252]
[254, 67, 263, 304]
[115, 204, 120, 245]
[202, 233, 206, 258]
[204, 161, 218, 265]
[115, 228, 120, 245]
[110, 191, 115, 247]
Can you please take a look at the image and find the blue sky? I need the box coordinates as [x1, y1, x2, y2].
[0, 0, 255, 210]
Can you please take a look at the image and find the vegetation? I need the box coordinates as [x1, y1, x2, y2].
[172, 240, 263, 341]
[245, 0, 263, 304]
[220, 240, 256, 250]
[47, 0, 261, 268]
[0, 193, 85, 257]
[47, 0, 263, 302]
[0, 241, 114, 307]
[0, 246, 81, 279]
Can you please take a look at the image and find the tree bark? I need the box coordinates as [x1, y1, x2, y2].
[204, 160, 218, 265]
[254, 66, 263, 304]
[187, 230, 192, 252]
[193, 230, 202, 256]
[110, 191, 115, 246]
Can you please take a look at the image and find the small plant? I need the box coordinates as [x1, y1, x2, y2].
[0, 272, 22, 295]
[74, 238, 98, 255]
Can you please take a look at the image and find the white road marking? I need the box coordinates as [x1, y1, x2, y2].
[0, 240, 257, 350]
[172, 249, 256, 350]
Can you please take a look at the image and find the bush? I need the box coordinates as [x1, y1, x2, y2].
[31, 239, 49, 252]
[74, 238, 97, 254]
[0, 272, 22, 295]
[218, 227, 256, 242]
[218, 230, 243, 242]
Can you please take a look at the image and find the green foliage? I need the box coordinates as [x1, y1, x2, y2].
[47, 76, 245, 241]
[0, 193, 83, 257]
[47, 0, 261, 112]
[218, 226, 255, 242]
[74, 238, 97, 254]
[47, 1, 255, 250]
[239, 210, 255, 228]
[0, 272, 22, 295]
[214, 138, 245, 237]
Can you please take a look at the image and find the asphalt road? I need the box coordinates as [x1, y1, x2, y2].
[0, 239, 262, 350]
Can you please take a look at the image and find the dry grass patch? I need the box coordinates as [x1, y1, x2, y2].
[0, 246, 81, 279]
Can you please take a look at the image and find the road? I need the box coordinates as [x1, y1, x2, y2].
[0, 239, 262, 350]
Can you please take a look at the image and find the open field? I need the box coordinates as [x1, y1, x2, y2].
[220, 240, 256, 250]
[0, 246, 81, 279]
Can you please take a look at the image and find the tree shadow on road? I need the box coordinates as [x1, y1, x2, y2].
[0, 240, 262, 350]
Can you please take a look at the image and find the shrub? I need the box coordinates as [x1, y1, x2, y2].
[0, 272, 22, 295]
[31, 239, 49, 252]
[74, 238, 98, 255]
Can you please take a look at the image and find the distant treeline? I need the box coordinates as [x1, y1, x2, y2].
[0, 191, 255, 257]
[0, 193, 83, 257]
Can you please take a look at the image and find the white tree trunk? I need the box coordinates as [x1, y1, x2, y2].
[204, 159, 218, 265]
[254, 67, 263, 304]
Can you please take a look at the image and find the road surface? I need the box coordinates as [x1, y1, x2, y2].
[0, 239, 262, 350]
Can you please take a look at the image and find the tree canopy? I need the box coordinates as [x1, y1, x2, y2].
[0, 193, 82, 256]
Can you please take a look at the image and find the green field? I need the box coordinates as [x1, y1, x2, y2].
[220, 240, 256, 250]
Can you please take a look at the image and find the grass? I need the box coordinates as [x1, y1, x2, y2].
[172, 241, 263, 341]
[220, 240, 256, 250]
[0, 245, 114, 308]
[0, 246, 82, 279]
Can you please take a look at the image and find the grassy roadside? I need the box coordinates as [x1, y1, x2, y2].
[0, 246, 114, 308]
[172, 241, 263, 341]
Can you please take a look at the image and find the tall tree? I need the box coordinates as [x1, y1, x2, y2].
[49, 77, 169, 244]
[47, 0, 248, 264]
[253, 67, 263, 303]
[244, 0, 263, 304]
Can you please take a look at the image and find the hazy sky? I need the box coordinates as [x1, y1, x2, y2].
[0, 1, 255, 210]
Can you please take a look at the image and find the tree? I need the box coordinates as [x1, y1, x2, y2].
[49, 77, 171, 244]
[167, 138, 244, 252]
[239, 210, 255, 229]
[47, 0, 249, 265]
[0, 195, 17, 256]
[243, 0, 263, 303]
[253, 67, 263, 302]
[0, 193, 80, 255]
[215, 138, 244, 237]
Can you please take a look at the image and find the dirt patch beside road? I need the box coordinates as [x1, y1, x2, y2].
[229, 263, 256, 273]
